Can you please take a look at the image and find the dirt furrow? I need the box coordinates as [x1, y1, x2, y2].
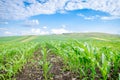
[14, 47, 79, 80]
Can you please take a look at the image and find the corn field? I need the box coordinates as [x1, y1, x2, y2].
[0, 34, 120, 80]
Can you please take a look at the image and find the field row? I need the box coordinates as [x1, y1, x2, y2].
[0, 42, 40, 80]
[0, 40, 120, 80]
[0, 34, 120, 80]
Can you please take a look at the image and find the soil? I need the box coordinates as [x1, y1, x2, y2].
[14, 49, 43, 80]
[14, 49, 120, 80]
[14, 49, 78, 80]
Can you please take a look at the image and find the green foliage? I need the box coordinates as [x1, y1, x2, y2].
[0, 42, 40, 79]
[47, 40, 120, 80]
[39, 43, 52, 80]
[0, 33, 120, 80]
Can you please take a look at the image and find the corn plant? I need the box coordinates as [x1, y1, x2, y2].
[0, 36, 120, 80]
[46, 40, 120, 80]
[0, 42, 40, 79]
[40, 44, 52, 80]
[119, 73, 120, 80]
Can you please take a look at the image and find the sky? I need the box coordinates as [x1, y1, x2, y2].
[0, 0, 120, 36]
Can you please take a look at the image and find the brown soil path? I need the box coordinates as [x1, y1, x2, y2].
[14, 49, 78, 80]
[21, 36, 37, 42]
[15, 49, 43, 80]
[13, 48, 120, 80]
[91, 37, 111, 41]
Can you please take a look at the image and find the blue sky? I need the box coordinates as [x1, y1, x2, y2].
[0, 0, 120, 36]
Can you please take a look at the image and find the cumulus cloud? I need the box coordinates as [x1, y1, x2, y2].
[65, 0, 120, 16]
[4, 31, 12, 35]
[23, 19, 39, 27]
[101, 16, 120, 20]
[77, 13, 100, 20]
[21, 28, 49, 35]
[77, 13, 120, 20]
[0, 0, 68, 20]
[31, 28, 40, 34]
[61, 25, 67, 28]
[43, 26, 47, 29]
[0, 0, 120, 20]
[0, 28, 8, 31]
[21, 27, 71, 35]
[21, 24, 71, 35]
[0, 28, 13, 36]
[51, 28, 70, 34]
[50, 24, 71, 34]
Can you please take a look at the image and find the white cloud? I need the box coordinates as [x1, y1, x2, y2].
[0, 0, 68, 20]
[4, 31, 12, 35]
[84, 17, 95, 20]
[43, 26, 47, 29]
[24, 19, 39, 27]
[77, 13, 85, 17]
[65, 0, 120, 17]
[21, 25, 71, 35]
[31, 28, 40, 34]
[51, 28, 70, 34]
[51, 24, 71, 34]
[77, 13, 120, 20]
[0, 28, 8, 31]
[21, 28, 49, 35]
[101, 16, 120, 20]
[0, 0, 120, 20]
[61, 25, 66, 28]
[77, 13, 100, 20]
